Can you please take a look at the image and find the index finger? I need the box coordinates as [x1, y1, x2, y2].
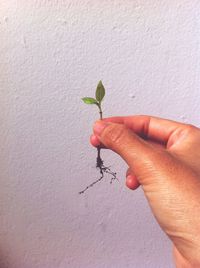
[101, 115, 186, 145]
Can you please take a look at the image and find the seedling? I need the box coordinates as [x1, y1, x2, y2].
[79, 81, 118, 194]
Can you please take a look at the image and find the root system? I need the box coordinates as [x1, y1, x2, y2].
[79, 147, 118, 194]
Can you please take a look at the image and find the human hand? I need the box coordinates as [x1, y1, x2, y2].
[90, 115, 200, 267]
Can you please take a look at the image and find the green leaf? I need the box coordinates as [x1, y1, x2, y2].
[82, 97, 99, 105]
[95, 80, 105, 103]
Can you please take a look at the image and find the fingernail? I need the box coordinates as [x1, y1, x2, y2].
[93, 120, 109, 136]
[90, 134, 101, 146]
[126, 175, 132, 182]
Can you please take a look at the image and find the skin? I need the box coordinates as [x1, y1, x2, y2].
[90, 115, 200, 267]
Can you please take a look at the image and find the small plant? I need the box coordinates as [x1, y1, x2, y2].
[79, 81, 118, 194]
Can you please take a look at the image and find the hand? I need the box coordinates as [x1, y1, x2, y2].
[90, 115, 200, 267]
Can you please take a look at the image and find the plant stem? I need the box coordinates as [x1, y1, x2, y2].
[98, 103, 103, 120]
[98, 104, 103, 165]
[97, 103, 103, 175]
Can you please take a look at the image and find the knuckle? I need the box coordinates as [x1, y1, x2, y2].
[184, 124, 197, 134]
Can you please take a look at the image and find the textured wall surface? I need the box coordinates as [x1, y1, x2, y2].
[1, 1, 200, 267]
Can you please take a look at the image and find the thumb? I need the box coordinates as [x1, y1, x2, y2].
[93, 120, 158, 183]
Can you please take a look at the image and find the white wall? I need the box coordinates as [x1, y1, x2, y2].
[1, 1, 200, 267]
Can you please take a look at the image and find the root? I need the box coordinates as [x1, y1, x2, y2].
[79, 147, 118, 194]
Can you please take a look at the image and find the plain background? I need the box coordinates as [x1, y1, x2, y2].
[1, 1, 200, 267]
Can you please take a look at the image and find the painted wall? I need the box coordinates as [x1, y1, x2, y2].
[1, 1, 200, 267]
